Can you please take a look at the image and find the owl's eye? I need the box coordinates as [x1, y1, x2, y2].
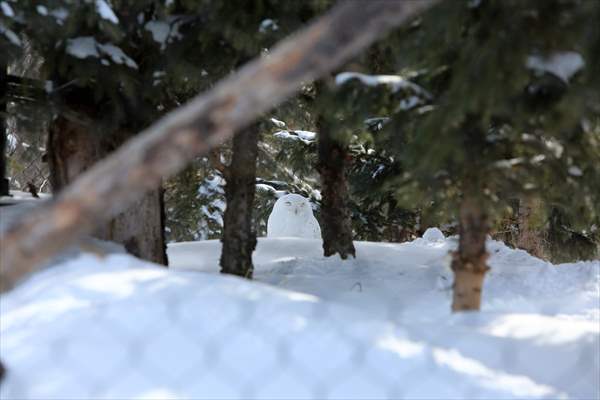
[285, 201, 292, 206]
[300, 203, 305, 207]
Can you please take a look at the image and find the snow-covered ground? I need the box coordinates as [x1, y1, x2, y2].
[1, 234, 598, 399]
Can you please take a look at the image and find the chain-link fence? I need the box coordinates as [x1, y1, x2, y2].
[4, 99, 50, 195]
[5, 141, 49, 194]
[0, 235, 598, 399]
[4, 45, 51, 196]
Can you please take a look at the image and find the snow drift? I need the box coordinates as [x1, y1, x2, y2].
[1, 236, 598, 399]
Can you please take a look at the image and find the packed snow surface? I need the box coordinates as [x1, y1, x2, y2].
[1, 235, 598, 399]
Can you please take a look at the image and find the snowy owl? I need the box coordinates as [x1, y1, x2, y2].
[267, 194, 322, 239]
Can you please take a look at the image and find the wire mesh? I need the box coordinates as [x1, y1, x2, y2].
[4, 109, 50, 195]
[0, 240, 598, 400]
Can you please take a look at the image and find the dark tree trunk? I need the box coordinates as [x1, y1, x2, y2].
[317, 111, 356, 259]
[451, 192, 490, 311]
[516, 196, 546, 259]
[220, 124, 259, 278]
[0, 62, 9, 196]
[48, 114, 167, 265]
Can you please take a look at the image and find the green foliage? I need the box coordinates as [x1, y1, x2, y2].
[367, 0, 600, 250]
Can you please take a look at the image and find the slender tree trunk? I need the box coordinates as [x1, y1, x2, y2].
[48, 115, 167, 265]
[516, 196, 546, 259]
[220, 124, 259, 278]
[451, 193, 490, 311]
[0, 62, 9, 196]
[317, 110, 356, 259]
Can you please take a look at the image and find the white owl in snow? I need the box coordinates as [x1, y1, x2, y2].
[267, 194, 322, 239]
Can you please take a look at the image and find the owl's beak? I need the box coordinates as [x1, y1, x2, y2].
[294, 208, 299, 215]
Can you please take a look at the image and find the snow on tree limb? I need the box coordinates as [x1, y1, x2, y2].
[0, 0, 440, 291]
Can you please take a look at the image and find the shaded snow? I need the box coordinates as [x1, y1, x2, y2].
[336, 72, 431, 99]
[49, 7, 69, 24]
[66, 37, 137, 69]
[36, 5, 48, 16]
[0, 22, 21, 46]
[364, 117, 391, 131]
[526, 51, 585, 83]
[144, 17, 185, 50]
[270, 117, 286, 128]
[98, 42, 137, 68]
[5, 132, 17, 152]
[145, 21, 170, 48]
[1, 236, 598, 399]
[95, 0, 119, 24]
[0, 1, 14, 18]
[0, 190, 50, 207]
[66, 37, 100, 59]
[294, 130, 316, 141]
[274, 130, 316, 144]
[259, 18, 279, 33]
[399, 95, 421, 110]
[568, 166, 583, 177]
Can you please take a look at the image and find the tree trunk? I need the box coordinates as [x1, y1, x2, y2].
[0, 0, 440, 291]
[451, 193, 489, 312]
[220, 124, 259, 278]
[48, 115, 167, 265]
[317, 111, 356, 259]
[0, 62, 9, 196]
[516, 196, 546, 259]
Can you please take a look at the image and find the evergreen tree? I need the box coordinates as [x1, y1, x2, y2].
[377, 0, 600, 309]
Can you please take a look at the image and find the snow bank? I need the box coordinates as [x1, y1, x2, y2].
[1, 236, 598, 399]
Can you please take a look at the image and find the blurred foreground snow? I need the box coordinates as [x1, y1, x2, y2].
[1, 235, 598, 399]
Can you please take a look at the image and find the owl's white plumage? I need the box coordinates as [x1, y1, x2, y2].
[267, 194, 321, 239]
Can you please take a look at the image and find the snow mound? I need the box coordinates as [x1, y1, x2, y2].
[422, 227, 445, 242]
[1, 237, 598, 399]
